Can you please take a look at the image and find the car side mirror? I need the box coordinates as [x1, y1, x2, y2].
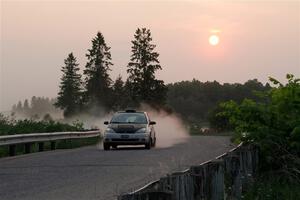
[149, 121, 156, 125]
[104, 121, 109, 125]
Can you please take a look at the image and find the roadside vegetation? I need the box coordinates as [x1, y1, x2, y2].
[210, 74, 300, 199]
[0, 113, 84, 136]
[0, 114, 100, 158]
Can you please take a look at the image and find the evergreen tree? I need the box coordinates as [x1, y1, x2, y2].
[112, 75, 130, 110]
[55, 53, 82, 117]
[16, 101, 23, 113]
[127, 28, 167, 107]
[23, 99, 30, 115]
[30, 96, 37, 110]
[83, 32, 113, 112]
[12, 104, 17, 113]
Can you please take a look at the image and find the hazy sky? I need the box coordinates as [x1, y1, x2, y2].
[1, 0, 299, 111]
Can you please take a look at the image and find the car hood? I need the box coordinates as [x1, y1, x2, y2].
[108, 123, 147, 133]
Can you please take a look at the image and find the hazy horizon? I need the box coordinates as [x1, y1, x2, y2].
[1, 0, 299, 112]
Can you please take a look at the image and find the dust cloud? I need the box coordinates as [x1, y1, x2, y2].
[70, 104, 189, 148]
[140, 104, 189, 148]
[11, 103, 190, 148]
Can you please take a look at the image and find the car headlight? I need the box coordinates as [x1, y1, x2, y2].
[135, 128, 147, 133]
[105, 128, 115, 134]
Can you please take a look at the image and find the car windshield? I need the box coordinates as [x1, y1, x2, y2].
[111, 113, 147, 124]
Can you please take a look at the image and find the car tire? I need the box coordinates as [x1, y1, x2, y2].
[103, 143, 110, 151]
[151, 137, 156, 147]
[145, 139, 151, 150]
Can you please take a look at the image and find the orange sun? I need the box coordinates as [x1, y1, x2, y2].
[209, 35, 219, 46]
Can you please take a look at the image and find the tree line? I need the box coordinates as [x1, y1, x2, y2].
[55, 28, 166, 117]
[12, 77, 271, 124]
[167, 79, 271, 123]
[11, 96, 60, 120]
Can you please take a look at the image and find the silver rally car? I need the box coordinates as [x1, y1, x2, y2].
[103, 110, 156, 150]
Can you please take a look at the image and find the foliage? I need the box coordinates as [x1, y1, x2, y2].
[244, 175, 300, 200]
[217, 74, 300, 183]
[0, 113, 84, 136]
[167, 79, 270, 123]
[126, 28, 167, 107]
[83, 32, 113, 112]
[55, 53, 83, 117]
[111, 75, 131, 110]
[208, 105, 232, 131]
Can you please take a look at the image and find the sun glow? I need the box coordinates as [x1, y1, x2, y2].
[209, 35, 219, 46]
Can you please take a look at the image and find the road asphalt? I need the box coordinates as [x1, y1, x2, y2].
[0, 136, 233, 200]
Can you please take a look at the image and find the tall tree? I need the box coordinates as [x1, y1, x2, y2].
[112, 75, 130, 110]
[16, 101, 23, 113]
[23, 99, 30, 115]
[55, 53, 82, 117]
[127, 28, 167, 107]
[83, 32, 113, 111]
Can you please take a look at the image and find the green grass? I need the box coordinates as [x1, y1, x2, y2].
[0, 137, 101, 158]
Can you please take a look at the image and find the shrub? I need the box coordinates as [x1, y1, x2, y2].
[0, 115, 84, 136]
[217, 74, 300, 183]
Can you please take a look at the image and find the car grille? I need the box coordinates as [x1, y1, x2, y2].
[117, 130, 136, 133]
[111, 139, 139, 142]
[115, 125, 136, 133]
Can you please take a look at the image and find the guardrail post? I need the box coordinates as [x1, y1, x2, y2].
[209, 160, 224, 200]
[38, 142, 44, 152]
[9, 144, 16, 156]
[25, 143, 31, 154]
[51, 141, 56, 150]
[224, 155, 242, 199]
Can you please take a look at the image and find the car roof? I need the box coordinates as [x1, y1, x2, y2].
[117, 111, 146, 114]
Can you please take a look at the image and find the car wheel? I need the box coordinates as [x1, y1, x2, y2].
[103, 143, 110, 151]
[151, 137, 156, 147]
[145, 139, 151, 150]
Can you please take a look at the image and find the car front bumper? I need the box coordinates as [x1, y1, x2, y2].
[103, 132, 150, 145]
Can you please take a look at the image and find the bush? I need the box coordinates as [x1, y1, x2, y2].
[0, 114, 84, 136]
[244, 175, 300, 200]
[217, 74, 300, 183]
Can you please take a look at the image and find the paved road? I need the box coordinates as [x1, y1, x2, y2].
[0, 136, 233, 200]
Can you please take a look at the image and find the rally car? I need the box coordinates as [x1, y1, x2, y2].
[103, 110, 156, 150]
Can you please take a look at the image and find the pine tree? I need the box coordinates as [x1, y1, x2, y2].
[16, 101, 23, 113]
[55, 53, 82, 117]
[83, 32, 113, 111]
[11, 104, 17, 113]
[112, 75, 130, 110]
[127, 28, 167, 107]
[23, 99, 30, 115]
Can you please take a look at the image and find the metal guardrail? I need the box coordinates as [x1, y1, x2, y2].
[0, 130, 101, 146]
[0, 130, 101, 156]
